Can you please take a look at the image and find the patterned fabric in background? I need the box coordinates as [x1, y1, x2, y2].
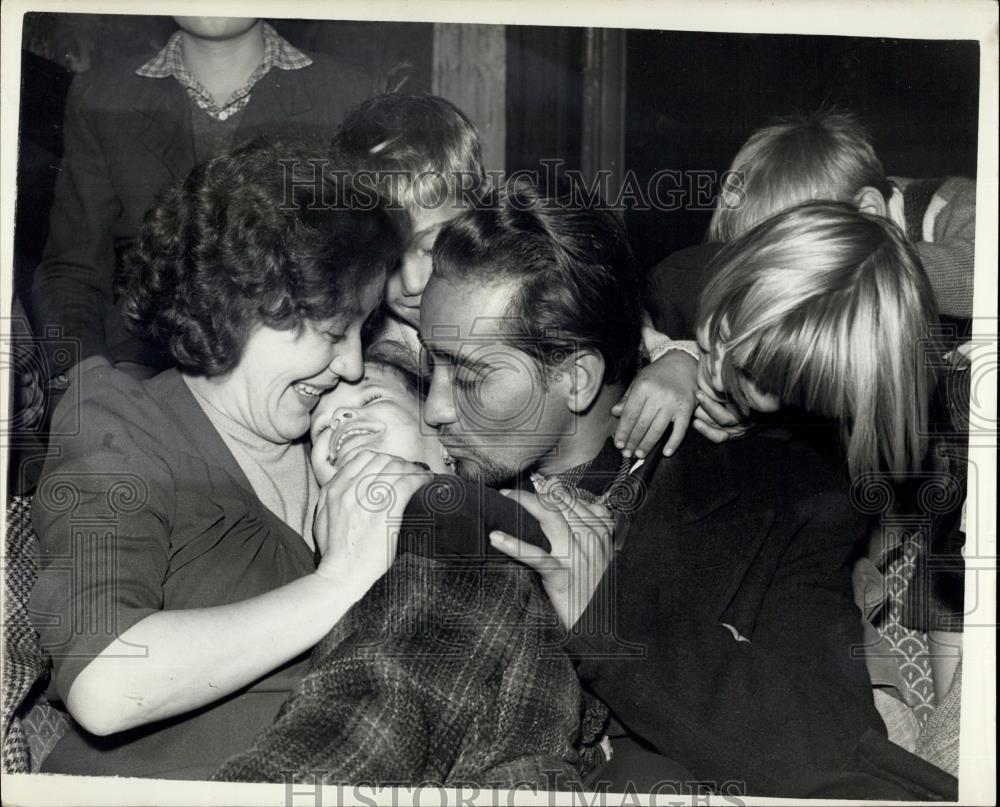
[2, 496, 69, 773]
[877, 534, 937, 725]
[136, 22, 312, 121]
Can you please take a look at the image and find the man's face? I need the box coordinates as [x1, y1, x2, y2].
[419, 275, 575, 485]
[384, 202, 466, 329]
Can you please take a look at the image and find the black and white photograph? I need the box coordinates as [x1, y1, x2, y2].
[0, 1, 996, 805]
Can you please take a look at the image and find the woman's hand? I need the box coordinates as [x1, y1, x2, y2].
[313, 448, 432, 590]
[489, 478, 615, 630]
[611, 350, 698, 458]
[65, 444, 432, 737]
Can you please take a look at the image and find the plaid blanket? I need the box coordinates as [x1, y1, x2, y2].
[2, 496, 69, 773]
[214, 553, 608, 786]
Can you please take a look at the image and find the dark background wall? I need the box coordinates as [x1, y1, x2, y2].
[506, 26, 585, 174]
[623, 31, 980, 269]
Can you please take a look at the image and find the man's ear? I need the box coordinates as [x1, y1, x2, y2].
[854, 185, 889, 219]
[558, 350, 605, 414]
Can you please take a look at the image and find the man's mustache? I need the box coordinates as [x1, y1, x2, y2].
[435, 428, 464, 446]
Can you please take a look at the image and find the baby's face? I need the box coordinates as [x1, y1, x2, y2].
[309, 362, 451, 482]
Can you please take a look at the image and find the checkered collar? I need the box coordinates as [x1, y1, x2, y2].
[136, 22, 312, 121]
[535, 437, 634, 507]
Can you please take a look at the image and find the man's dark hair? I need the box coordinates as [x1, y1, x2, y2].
[124, 138, 402, 376]
[431, 180, 642, 386]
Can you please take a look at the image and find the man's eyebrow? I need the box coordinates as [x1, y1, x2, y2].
[423, 343, 493, 373]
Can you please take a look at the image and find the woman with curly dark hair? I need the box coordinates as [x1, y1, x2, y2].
[28, 139, 429, 778]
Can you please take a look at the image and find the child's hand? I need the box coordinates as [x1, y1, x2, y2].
[611, 350, 698, 458]
[692, 389, 751, 443]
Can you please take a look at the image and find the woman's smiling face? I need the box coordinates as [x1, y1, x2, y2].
[310, 361, 451, 481]
[201, 279, 383, 445]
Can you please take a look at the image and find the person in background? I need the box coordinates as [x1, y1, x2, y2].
[645, 116, 973, 712]
[692, 201, 939, 479]
[708, 110, 976, 321]
[647, 109, 977, 340]
[31, 16, 371, 388]
[333, 92, 702, 462]
[690, 200, 964, 749]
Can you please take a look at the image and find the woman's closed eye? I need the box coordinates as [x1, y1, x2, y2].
[361, 390, 384, 406]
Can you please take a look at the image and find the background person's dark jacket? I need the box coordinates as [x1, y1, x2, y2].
[30, 52, 371, 375]
[644, 241, 723, 341]
[565, 428, 956, 799]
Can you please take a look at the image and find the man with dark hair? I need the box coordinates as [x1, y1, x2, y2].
[422, 181, 642, 486]
[417, 181, 956, 799]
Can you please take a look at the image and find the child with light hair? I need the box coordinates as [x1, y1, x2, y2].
[695, 200, 938, 479]
[709, 109, 976, 320]
[695, 201, 966, 720]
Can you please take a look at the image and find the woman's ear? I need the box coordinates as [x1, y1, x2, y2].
[558, 350, 606, 414]
[854, 185, 889, 219]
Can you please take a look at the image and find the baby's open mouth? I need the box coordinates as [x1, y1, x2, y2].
[329, 422, 385, 465]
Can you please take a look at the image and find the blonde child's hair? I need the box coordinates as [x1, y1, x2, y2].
[709, 109, 891, 242]
[697, 201, 938, 480]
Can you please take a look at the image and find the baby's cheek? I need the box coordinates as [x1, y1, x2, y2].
[310, 400, 337, 436]
[310, 431, 336, 486]
[379, 425, 431, 466]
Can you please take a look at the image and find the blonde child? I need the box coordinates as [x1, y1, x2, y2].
[709, 109, 976, 320]
[694, 201, 964, 706]
[693, 200, 938, 480]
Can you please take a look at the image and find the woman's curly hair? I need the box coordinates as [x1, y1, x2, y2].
[124, 138, 402, 376]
